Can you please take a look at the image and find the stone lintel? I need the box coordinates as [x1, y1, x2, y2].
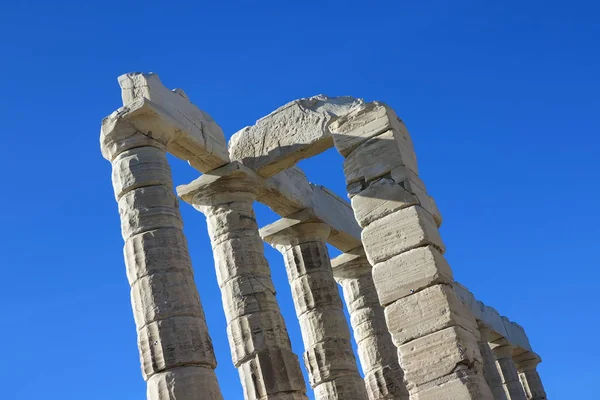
[177, 161, 264, 204]
[228, 95, 365, 178]
[330, 247, 371, 280]
[455, 281, 536, 357]
[104, 72, 230, 172]
[260, 208, 330, 247]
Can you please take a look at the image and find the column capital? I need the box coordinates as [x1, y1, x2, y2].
[177, 162, 265, 208]
[330, 247, 371, 280]
[514, 352, 542, 372]
[477, 322, 494, 342]
[261, 209, 331, 247]
[490, 339, 516, 359]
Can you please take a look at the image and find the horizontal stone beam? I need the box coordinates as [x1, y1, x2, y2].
[101, 72, 229, 172]
[228, 95, 365, 178]
[177, 162, 362, 252]
[453, 281, 535, 356]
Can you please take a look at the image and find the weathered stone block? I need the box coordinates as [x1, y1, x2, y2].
[299, 309, 352, 347]
[304, 338, 360, 386]
[238, 349, 307, 399]
[118, 186, 182, 239]
[229, 95, 363, 177]
[138, 316, 216, 378]
[330, 102, 413, 158]
[111, 146, 172, 200]
[117, 72, 229, 172]
[211, 238, 271, 286]
[350, 309, 389, 344]
[312, 373, 369, 400]
[372, 246, 453, 306]
[385, 284, 477, 346]
[124, 228, 193, 285]
[399, 326, 482, 386]
[351, 178, 419, 228]
[343, 129, 418, 184]
[147, 366, 223, 400]
[131, 271, 203, 328]
[220, 273, 279, 321]
[364, 365, 409, 400]
[362, 206, 445, 265]
[227, 311, 292, 366]
[414, 370, 493, 400]
[356, 333, 397, 373]
[290, 271, 343, 316]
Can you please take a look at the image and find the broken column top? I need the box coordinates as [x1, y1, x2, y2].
[228, 94, 365, 177]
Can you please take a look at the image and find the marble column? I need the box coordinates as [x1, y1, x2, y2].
[332, 252, 409, 400]
[101, 117, 223, 399]
[329, 102, 493, 399]
[478, 326, 509, 400]
[490, 341, 527, 400]
[177, 168, 307, 400]
[262, 220, 368, 400]
[515, 354, 547, 400]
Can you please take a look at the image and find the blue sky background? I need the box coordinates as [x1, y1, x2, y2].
[1, 1, 598, 398]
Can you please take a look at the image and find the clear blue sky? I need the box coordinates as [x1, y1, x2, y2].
[1, 1, 598, 398]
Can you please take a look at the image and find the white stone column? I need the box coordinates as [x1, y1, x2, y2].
[101, 117, 223, 400]
[178, 168, 308, 400]
[332, 252, 409, 400]
[490, 342, 527, 400]
[329, 103, 493, 399]
[514, 354, 546, 400]
[478, 326, 509, 400]
[262, 220, 368, 400]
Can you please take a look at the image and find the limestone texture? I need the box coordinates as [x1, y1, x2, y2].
[102, 74, 546, 400]
[179, 172, 307, 400]
[263, 220, 367, 400]
[101, 121, 222, 399]
[333, 254, 409, 400]
[229, 95, 364, 177]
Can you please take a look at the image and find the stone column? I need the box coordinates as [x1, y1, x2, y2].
[177, 167, 307, 400]
[514, 354, 546, 400]
[490, 342, 527, 400]
[101, 117, 223, 399]
[262, 219, 368, 400]
[478, 326, 509, 400]
[329, 103, 494, 399]
[332, 252, 409, 400]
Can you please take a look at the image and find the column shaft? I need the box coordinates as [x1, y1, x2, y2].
[275, 223, 367, 400]
[491, 345, 527, 400]
[515, 357, 547, 400]
[103, 123, 222, 399]
[201, 190, 307, 400]
[478, 328, 508, 400]
[330, 103, 493, 399]
[338, 270, 409, 400]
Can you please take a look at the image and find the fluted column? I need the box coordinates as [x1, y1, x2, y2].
[332, 253, 409, 400]
[515, 354, 546, 400]
[490, 342, 527, 400]
[262, 220, 368, 400]
[330, 102, 493, 399]
[101, 117, 223, 400]
[478, 326, 508, 400]
[178, 168, 307, 400]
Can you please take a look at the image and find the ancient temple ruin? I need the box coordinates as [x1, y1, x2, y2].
[100, 72, 546, 400]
